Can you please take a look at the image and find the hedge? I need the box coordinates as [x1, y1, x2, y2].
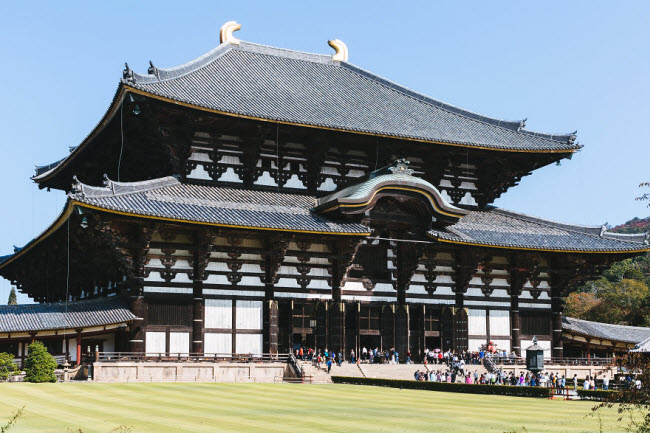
[576, 389, 622, 401]
[331, 376, 553, 398]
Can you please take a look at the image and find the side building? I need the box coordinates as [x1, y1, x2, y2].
[1, 22, 648, 364]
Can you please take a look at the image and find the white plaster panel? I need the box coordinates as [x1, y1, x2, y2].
[236, 334, 263, 355]
[468, 309, 487, 335]
[204, 332, 232, 355]
[145, 332, 166, 355]
[435, 286, 454, 296]
[205, 274, 230, 285]
[521, 339, 551, 359]
[236, 301, 263, 330]
[187, 164, 212, 180]
[239, 276, 264, 287]
[205, 299, 232, 329]
[489, 310, 510, 336]
[217, 167, 243, 183]
[169, 332, 190, 356]
[468, 338, 486, 352]
[284, 174, 306, 189]
[491, 339, 511, 353]
[254, 171, 278, 187]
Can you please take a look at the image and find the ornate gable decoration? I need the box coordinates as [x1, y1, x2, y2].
[313, 159, 469, 226]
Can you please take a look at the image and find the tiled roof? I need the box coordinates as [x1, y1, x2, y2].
[429, 208, 650, 252]
[123, 41, 579, 152]
[563, 316, 650, 344]
[314, 164, 468, 221]
[0, 297, 135, 333]
[632, 337, 650, 352]
[70, 176, 369, 235]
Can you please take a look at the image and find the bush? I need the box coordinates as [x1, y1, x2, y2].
[577, 389, 622, 401]
[23, 342, 57, 383]
[0, 352, 17, 381]
[331, 376, 553, 398]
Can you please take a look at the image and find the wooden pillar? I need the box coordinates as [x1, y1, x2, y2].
[508, 268, 528, 357]
[129, 296, 145, 353]
[264, 300, 279, 355]
[76, 331, 82, 366]
[549, 272, 568, 360]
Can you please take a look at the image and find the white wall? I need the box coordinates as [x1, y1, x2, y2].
[205, 299, 232, 329]
[235, 334, 263, 355]
[169, 332, 190, 356]
[236, 300, 263, 330]
[468, 309, 487, 335]
[145, 332, 166, 355]
[489, 310, 510, 337]
[204, 332, 232, 355]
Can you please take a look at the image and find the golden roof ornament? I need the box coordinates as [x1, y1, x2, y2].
[220, 21, 241, 45]
[389, 158, 414, 175]
[328, 39, 348, 62]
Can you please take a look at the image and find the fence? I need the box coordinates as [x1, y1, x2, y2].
[487, 355, 613, 366]
[94, 352, 290, 363]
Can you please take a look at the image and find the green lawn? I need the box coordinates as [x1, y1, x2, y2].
[0, 382, 626, 433]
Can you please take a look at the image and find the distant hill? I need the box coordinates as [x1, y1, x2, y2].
[610, 216, 650, 234]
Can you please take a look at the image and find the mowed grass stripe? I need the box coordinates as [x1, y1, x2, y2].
[0, 383, 624, 433]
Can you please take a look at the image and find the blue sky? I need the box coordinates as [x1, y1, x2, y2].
[1, 1, 649, 304]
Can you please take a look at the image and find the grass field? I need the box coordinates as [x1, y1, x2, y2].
[0, 382, 627, 433]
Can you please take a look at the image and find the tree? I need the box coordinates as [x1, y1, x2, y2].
[595, 352, 650, 432]
[7, 288, 17, 305]
[0, 353, 17, 381]
[23, 341, 57, 383]
[564, 292, 601, 320]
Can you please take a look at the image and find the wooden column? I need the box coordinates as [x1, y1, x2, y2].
[191, 229, 216, 355]
[76, 331, 82, 366]
[328, 238, 361, 357]
[507, 268, 528, 357]
[129, 296, 145, 353]
[262, 237, 287, 355]
[549, 270, 570, 360]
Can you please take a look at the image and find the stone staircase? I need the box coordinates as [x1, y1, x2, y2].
[298, 361, 489, 383]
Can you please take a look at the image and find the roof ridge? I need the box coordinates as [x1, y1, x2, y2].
[564, 316, 650, 331]
[69, 175, 180, 199]
[495, 208, 648, 245]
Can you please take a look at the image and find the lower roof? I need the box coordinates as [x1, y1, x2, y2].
[562, 316, 650, 344]
[429, 208, 650, 253]
[70, 176, 369, 235]
[0, 297, 135, 333]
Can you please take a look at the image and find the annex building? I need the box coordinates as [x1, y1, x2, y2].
[1, 22, 648, 365]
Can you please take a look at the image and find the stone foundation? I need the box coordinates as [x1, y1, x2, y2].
[92, 362, 290, 383]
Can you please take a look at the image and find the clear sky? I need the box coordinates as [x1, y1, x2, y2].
[1, 1, 649, 304]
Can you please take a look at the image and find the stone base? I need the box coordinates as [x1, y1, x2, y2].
[92, 361, 290, 383]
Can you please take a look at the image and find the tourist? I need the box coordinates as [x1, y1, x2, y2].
[350, 349, 355, 364]
[337, 351, 343, 367]
[327, 357, 332, 374]
[603, 375, 609, 390]
[573, 374, 578, 391]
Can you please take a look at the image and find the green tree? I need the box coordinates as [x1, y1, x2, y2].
[0, 352, 17, 381]
[7, 288, 17, 305]
[23, 341, 57, 383]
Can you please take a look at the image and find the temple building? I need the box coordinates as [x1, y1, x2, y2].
[1, 21, 648, 364]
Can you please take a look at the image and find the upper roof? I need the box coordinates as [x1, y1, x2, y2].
[563, 316, 650, 344]
[70, 175, 369, 235]
[429, 208, 650, 253]
[123, 39, 579, 153]
[0, 297, 135, 333]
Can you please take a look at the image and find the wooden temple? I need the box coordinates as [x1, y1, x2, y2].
[1, 21, 648, 363]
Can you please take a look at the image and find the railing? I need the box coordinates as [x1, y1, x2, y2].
[486, 355, 614, 367]
[95, 352, 290, 363]
[13, 354, 68, 370]
[288, 353, 302, 377]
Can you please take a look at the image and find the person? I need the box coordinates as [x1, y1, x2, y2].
[603, 375, 609, 390]
[299, 347, 304, 361]
[406, 350, 412, 364]
[350, 349, 355, 364]
[414, 370, 419, 381]
[327, 357, 332, 374]
[337, 351, 343, 367]
[573, 374, 578, 391]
